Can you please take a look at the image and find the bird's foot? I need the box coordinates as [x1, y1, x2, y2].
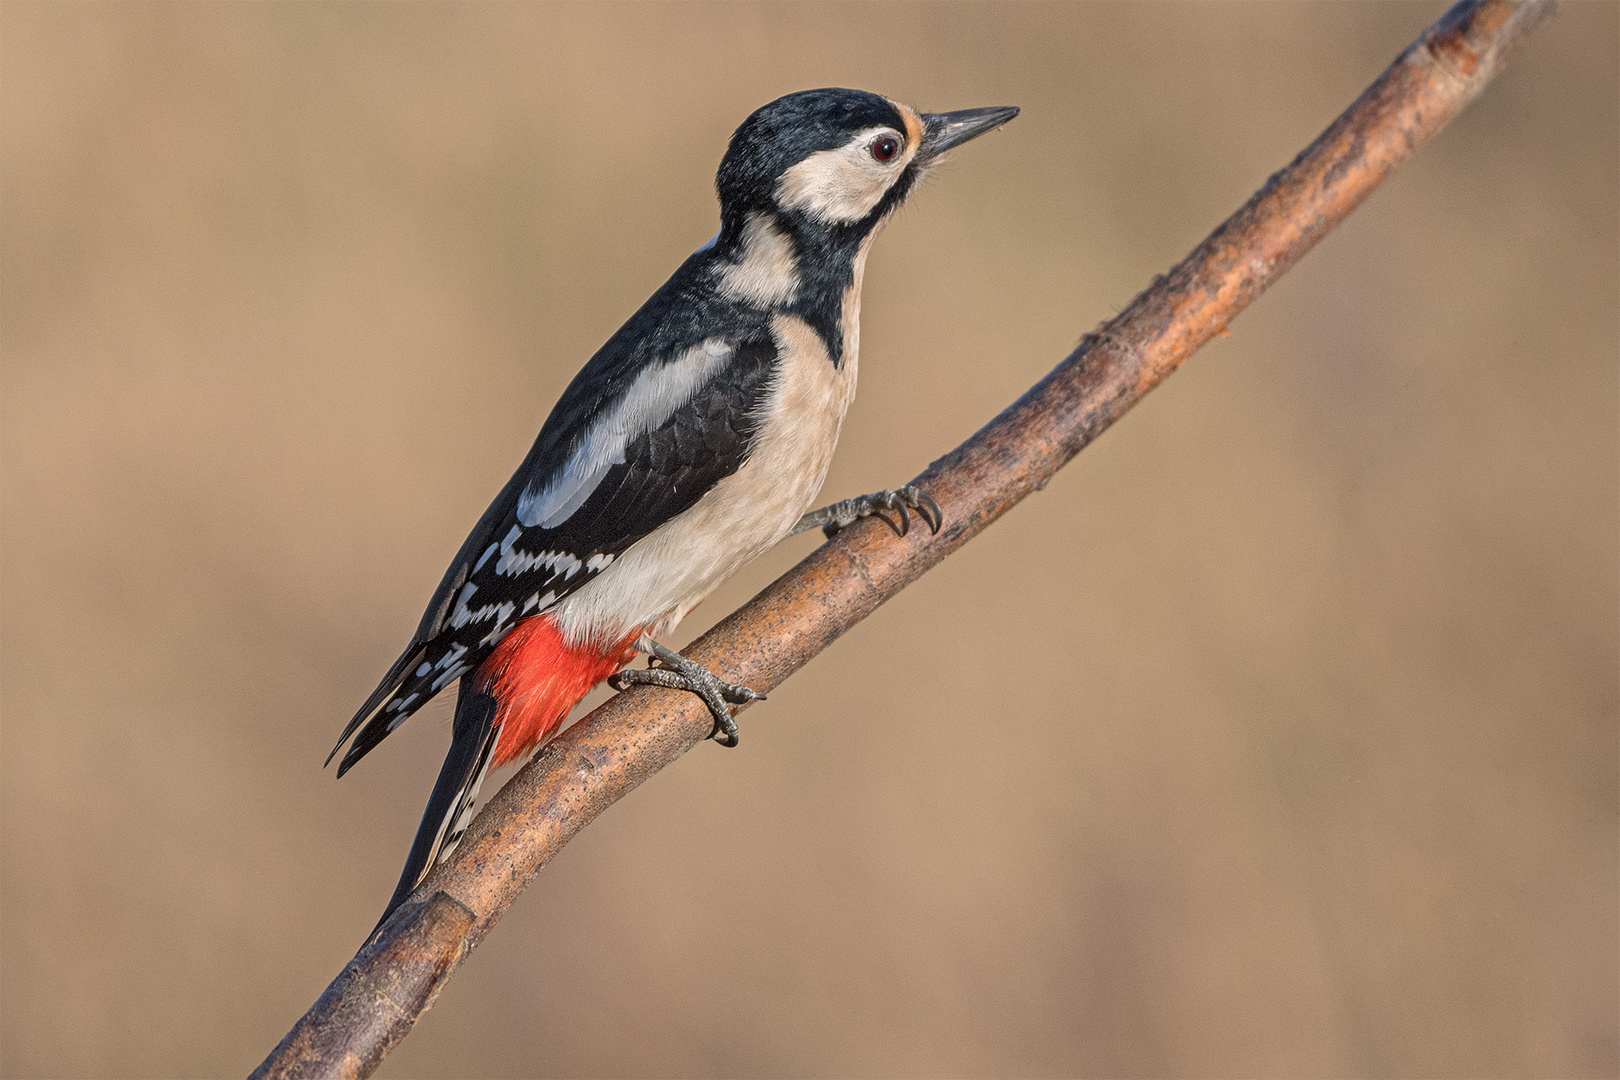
[607, 636, 764, 747]
[793, 485, 943, 539]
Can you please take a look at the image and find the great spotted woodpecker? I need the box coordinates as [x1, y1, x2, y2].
[327, 88, 1018, 928]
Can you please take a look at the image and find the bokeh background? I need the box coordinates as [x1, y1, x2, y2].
[2, 2, 1615, 1077]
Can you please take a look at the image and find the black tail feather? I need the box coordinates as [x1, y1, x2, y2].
[371, 683, 501, 937]
[326, 643, 426, 769]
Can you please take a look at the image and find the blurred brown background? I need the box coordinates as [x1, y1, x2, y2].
[2, 2, 1615, 1077]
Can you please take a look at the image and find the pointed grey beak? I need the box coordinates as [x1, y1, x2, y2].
[918, 106, 1020, 162]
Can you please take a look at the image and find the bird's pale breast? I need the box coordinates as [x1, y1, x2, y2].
[552, 309, 859, 647]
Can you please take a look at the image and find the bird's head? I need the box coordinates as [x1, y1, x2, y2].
[715, 88, 1018, 246]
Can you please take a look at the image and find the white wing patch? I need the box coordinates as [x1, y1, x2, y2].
[517, 339, 735, 530]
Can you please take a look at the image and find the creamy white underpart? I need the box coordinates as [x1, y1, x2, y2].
[775, 126, 917, 226]
[716, 212, 799, 306]
[841, 229, 878, 387]
[517, 338, 734, 529]
[553, 307, 866, 648]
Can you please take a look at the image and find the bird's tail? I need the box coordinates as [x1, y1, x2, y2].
[372, 614, 639, 936]
[373, 680, 500, 936]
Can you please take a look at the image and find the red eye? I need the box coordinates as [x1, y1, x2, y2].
[870, 135, 900, 163]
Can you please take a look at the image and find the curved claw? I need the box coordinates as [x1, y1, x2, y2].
[807, 485, 946, 540]
[613, 638, 760, 749]
[886, 492, 911, 537]
[886, 486, 943, 538]
[912, 489, 943, 534]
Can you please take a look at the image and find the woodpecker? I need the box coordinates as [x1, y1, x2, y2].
[328, 88, 1018, 929]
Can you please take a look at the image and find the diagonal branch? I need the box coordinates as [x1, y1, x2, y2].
[252, 3, 1555, 1076]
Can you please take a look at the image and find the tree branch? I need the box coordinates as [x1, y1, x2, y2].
[252, 3, 1555, 1076]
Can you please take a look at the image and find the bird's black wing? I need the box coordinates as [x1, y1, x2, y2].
[330, 311, 776, 776]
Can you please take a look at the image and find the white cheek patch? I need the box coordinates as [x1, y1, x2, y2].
[776, 126, 915, 226]
[717, 212, 799, 306]
[517, 338, 734, 529]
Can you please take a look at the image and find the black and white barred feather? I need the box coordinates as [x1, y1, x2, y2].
[328, 257, 779, 776]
